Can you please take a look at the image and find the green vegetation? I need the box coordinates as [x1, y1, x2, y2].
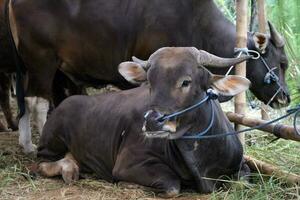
[213, 1, 300, 199]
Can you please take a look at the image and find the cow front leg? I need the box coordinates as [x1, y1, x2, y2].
[18, 98, 35, 154]
[113, 157, 181, 198]
[38, 153, 79, 184]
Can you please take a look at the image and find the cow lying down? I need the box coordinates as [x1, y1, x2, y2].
[37, 47, 251, 197]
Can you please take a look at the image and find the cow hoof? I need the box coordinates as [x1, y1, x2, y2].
[61, 161, 79, 184]
[22, 144, 37, 155]
[158, 187, 180, 198]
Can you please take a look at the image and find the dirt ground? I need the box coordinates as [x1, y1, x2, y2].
[0, 97, 210, 200]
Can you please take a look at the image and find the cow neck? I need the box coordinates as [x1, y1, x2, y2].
[172, 101, 233, 191]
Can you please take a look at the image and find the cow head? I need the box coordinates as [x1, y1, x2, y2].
[247, 22, 290, 108]
[119, 47, 251, 139]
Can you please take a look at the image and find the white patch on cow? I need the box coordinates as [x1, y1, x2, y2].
[18, 97, 49, 154]
[162, 122, 177, 133]
[18, 99, 35, 154]
[193, 141, 199, 151]
[32, 97, 49, 135]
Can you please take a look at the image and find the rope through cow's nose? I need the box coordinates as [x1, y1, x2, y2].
[148, 89, 219, 123]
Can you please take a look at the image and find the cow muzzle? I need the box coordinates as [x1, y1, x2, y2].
[142, 110, 178, 138]
[271, 90, 291, 108]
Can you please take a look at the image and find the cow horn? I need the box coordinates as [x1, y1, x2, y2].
[197, 50, 252, 68]
[268, 21, 285, 48]
[132, 56, 148, 69]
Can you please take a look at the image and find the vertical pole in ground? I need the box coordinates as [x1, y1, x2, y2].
[235, 0, 248, 145]
[257, 0, 270, 120]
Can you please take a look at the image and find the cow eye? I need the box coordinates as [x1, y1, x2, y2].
[181, 80, 192, 88]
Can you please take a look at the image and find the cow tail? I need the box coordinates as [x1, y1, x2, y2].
[5, 0, 26, 118]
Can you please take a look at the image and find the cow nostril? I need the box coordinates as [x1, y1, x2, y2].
[143, 110, 166, 132]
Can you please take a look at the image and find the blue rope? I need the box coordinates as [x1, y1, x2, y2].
[181, 100, 215, 139]
[157, 89, 218, 122]
[159, 96, 209, 122]
[181, 105, 300, 140]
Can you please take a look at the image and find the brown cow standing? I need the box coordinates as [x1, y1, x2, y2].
[5, 0, 290, 153]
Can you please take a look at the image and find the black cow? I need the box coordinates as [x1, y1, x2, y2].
[37, 48, 251, 197]
[6, 0, 289, 153]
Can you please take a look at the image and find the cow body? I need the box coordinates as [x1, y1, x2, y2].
[38, 86, 244, 194]
[37, 47, 251, 196]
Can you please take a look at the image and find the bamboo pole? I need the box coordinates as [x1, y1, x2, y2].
[257, 0, 270, 120]
[244, 155, 300, 185]
[226, 112, 300, 142]
[235, 0, 248, 145]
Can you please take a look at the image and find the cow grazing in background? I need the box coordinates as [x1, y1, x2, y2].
[36, 47, 251, 197]
[5, 0, 289, 153]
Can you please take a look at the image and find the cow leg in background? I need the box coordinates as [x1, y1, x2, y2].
[52, 70, 87, 107]
[13, 42, 61, 154]
[19, 97, 49, 153]
[18, 98, 34, 154]
[0, 73, 18, 131]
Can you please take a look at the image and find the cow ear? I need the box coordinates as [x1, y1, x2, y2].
[210, 75, 251, 96]
[253, 33, 269, 54]
[118, 62, 147, 84]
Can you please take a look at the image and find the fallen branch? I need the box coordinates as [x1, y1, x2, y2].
[244, 155, 300, 185]
[226, 112, 300, 142]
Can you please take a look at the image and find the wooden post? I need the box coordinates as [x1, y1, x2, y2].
[235, 0, 248, 144]
[257, 0, 270, 120]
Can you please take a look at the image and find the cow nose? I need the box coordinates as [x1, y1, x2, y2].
[143, 110, 165, 132]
